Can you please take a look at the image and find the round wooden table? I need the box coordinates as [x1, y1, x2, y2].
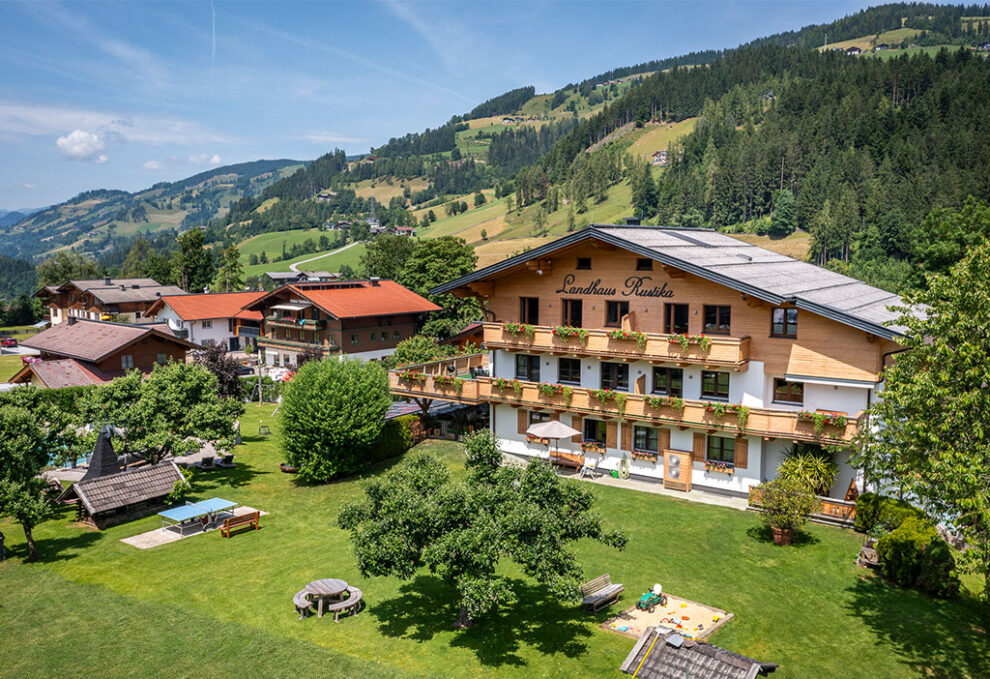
[306, 579, 349, 618]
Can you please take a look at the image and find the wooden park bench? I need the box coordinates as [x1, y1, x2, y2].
[293, 590, 314, 619]
[580, 573, 624, 614]
[324, 587, 363, 622]
[551, 451, 585, 470]
[220, 511, 259, 538]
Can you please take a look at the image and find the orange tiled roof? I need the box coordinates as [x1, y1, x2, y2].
[287, 280, 440, 319]
[149, 291, 265, 321]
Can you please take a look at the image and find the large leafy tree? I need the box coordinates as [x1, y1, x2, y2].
[213, 244, 244, 292]
[0, 390, 81, 560]
[80, 363, 243, 464]
[858, 240, 990, 600]
[339, 431, 626, 628]
[360, 234, 416, 280]
[400, 236, 479, 339]
[280, 358, 391, 482]
[172, 229, 215, 292]
[36, 251, 101, 286]
[382, 334, 460, 369]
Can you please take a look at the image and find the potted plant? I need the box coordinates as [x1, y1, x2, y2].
[754, 477, 820, 545]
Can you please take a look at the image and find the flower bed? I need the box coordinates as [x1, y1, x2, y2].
[704, 460, 735, 474]
[703, 402, 750, 428]
[550, 326, 589, 342]
[491, 377, 523, 396]
[525, 433, 551, 445]
[606, 329, 648, 351]
[798, 410, 848, 435]
[645, 395, 685, 412]
[502, 321, 535, 339]
[667, 333, 712, 353]
[581, 440, 606, 454]
[631, 450, 659, 462]
[432, 375, 464, 392]
[397, 370, 428, 383]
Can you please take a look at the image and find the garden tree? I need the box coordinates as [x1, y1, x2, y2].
[194, 344, 244, 399]
[36, 251, 100, 286]
[768, 188, 796, 237]
[339, 264, 356, 279]
[81, 363, 243, 464]
[473, 191, 486, 207]
[338, 431, 626, 628]
[280, 358, 391, 482]
[360, 234, 417, 280]
[172, 229, 215, 292]
[383, 334, 460, 369]
[213, 245, 244, 292]
[0, 392, 80, 560]
[400, 237, 479, 338]
[857, 240, 990, 600]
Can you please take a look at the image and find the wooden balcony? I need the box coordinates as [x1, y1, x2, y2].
[477, 379, 861, 445]
[388, 353, 488, 405]
[482, 322, 751, 370]
[257, 336, 337, 352]
[265, 316, 325, 330]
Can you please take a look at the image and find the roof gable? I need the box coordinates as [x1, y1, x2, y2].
[247, 280, 441, 320]
[22, 318, 199, 362]
[431, 226, 908, 340]
[147, 291, 265, 322]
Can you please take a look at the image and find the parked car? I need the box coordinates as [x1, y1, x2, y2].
[1, 337, 18, 347]
[235, 365, 254, 376]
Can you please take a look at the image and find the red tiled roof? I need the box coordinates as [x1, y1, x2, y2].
[21, 318, 198, 362]
[147, 291, 265, 322]
[289, 280, 441, 319]
[11, 359, 115, 388]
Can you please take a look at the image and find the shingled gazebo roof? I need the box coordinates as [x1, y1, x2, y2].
[81, 429, 122, 481]
[620, 627, 776, 679]
[67, 461, 186, 517]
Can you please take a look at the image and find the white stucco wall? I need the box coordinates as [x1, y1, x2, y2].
[153, 305, 236, 348]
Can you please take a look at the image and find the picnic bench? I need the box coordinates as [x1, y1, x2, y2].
[293, 590, 315, 619]
[324, 586, 363, 622]
[580, 573, 624, 614]
[551, 451, 585, 470]
[220, 511, 259, 538]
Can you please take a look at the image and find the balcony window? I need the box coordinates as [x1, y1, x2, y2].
[515, 354, 541, 382]
[584, 419, 607, 445]
[558, 358, 581, 385]
[771, 308, 798, 338]
[562, 299, 583, 327]
[664, 303, 689, 334]
[706, 435, 735, 463]
[529, 411, 550, 426]
[773, 378, 804, 405]
[633, 426, 659, 452]
[601, 362, 629, 391]
[605, 301, 629, 328]
[576, 257, 592, 270]
[121, 354, 134, 370]
[520, 297, 539, 325]
[701, 371, 730, 400]
[636, 258, 653, 271]
[652, 367, 683, 397]
[703, 305, 731, 335]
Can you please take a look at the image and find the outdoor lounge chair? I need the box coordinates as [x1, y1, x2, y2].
[579, 456, 599, 480]
[196, 456, 216, 471]
[216, 454, 236, 469]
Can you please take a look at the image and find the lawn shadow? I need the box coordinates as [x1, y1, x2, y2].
[746, 523, 820, 547]
[7, 510, 104, 563]
[846, 575, 990, 679]
[286, 454, 413, 488]
[370, 575, 593, 668]
[192, 462, 266, 491]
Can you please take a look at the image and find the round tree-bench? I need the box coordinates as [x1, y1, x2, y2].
[293, 590, 315, 619]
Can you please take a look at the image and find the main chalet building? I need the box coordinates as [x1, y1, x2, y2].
[390, 225, 906, 500]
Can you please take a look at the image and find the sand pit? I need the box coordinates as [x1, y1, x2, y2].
[603, 593, 732, 641]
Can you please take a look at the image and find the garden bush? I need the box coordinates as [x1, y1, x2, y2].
[854, 493, 925, 534]
[369, 415, 423, 466]
[874, 516, 960, 598]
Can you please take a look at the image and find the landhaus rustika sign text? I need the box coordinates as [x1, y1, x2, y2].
[555, 274, 675, 298]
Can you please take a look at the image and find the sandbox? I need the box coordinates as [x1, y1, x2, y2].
[602, 593, 732, 641]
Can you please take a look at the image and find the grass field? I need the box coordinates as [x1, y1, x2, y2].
[626, 119, 698, 160]
[0, 353, 25, 380]
[730, 230, 812, 260]
[241, 242, 367, 279]
[822, 27, 922, 51]
[238, 229, 326, 263]
[351, 178, 429, 203]
[1, 404, 987, 679]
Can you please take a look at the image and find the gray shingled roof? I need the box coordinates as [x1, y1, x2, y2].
[22, 318, 197, 362]
[621, 627, 774, 679]
[430, 225, 909, 339]
[69, 461, 185, 515]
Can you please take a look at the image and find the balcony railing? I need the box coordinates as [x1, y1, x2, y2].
[257, 336, 338, 352]
[388, 353, 488, 403]
[265, 316, 325, 330]
[482, 322, 751, 369]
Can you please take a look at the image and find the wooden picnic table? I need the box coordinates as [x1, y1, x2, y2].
[306, 578, 349, 618]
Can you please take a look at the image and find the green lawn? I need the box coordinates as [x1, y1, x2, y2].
[1, 404, 987, 678]
[0, 353, 24, 380]
[241, 242, 367, 279]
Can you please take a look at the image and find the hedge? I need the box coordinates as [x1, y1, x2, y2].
[874, 516, 960, 598]
[369, 415, 424, 466]
[0, 384, 96, 414]
[854, 492, 925, 534]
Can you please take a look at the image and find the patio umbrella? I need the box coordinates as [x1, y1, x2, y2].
[526, 420, 581, 459]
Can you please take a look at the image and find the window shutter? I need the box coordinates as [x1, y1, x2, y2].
[606, 421, 617, 449]
[734, 437, 748, 470]
[621, 423, 632, 451]
[571, 415, 583, 442]
[659, 428, 671, 452]
[692, 432, 706, 462]
[550, 411, 560, 422]
[517, 409, 528, 435]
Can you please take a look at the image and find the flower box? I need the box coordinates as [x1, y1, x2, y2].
[704, 460, 735, 474]
[631, 450, 659, 463]
[397, 370, 428, 383]
[433, 375, 464, 392]
[606, 329, 648, 351]
[550, 326, 589, 342]
[798, 411, 848, 435]
[581, 441, 606, 454]
[667, 333, 712, 353]
[502, 321, 535, 339]
[491, 377, 523, 396]
[590, 388, 627, 412]
[645, 395, 685, 412]
[526, 433, 550, 445]
[703, 402, 750, 428]
[537, 382, 574, 404]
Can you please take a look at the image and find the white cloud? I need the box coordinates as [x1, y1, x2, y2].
[55, 129, 107, 162]
[189, 153, 222, 166]
[299, 131, 367, 145]
[22, 183, 37, 190]
[142, 160, 164, 170]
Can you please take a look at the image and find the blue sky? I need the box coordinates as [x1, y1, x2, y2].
[0, 0, 882, 209]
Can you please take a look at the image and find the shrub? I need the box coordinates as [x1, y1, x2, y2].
[875, 516, 960, 598]
[854, 493, 925, 534]
[755, 477, 821, 531]
[369, 415, 422, 466]
[778, 450, 837, 496]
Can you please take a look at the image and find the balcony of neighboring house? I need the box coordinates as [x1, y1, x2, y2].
[482, 320, 751, 371]
[477, 379, 862, 445]
[257, 335, 337, 352]
[264, 314, 325, 331]
[236, 325, 261, 338]
[388, 353, 490, 405]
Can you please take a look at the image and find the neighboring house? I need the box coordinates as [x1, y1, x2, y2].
[390, 224, 911, 502]
[875, 43, 890, 50]
[145, 291, 266, 351]
[620, 626, 776, 678]
[35, 277, 187, 325]
[846, 46, 862, 54]
[978, 42, 990, 51]
[265, 271, 342, 285]
[244, 278, 441, 366]
[651, 150, 669, 166]
[10, 318, 199, 388]
[447, 321, 485, 351]
[393, 226, 416, 237]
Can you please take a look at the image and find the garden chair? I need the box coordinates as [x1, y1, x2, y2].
[579, 455, 599, 480]
[217, 454, 236, 469]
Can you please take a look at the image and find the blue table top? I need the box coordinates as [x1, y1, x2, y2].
[159, 498, 238, 522]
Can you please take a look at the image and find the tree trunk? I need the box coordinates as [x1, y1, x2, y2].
[455, 604, 473, 629]
[0, 529, 6, 561]
[23, 524, 38, 561]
